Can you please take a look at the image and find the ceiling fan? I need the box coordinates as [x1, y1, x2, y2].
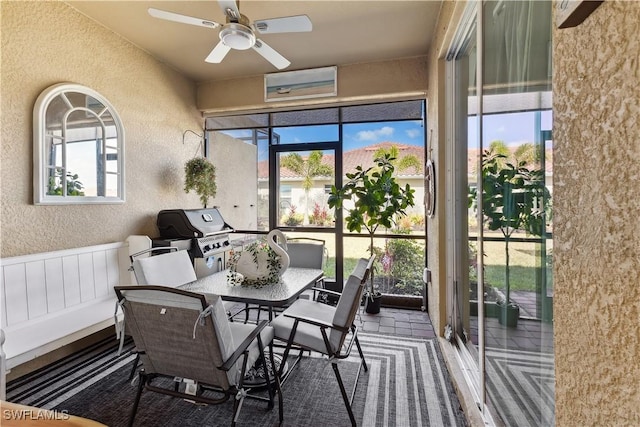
[148, 0, 312, 70]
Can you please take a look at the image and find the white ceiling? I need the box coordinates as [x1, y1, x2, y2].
[68, 1, 443, 83]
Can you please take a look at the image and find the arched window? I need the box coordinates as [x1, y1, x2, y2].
[33, 83, 125, 204]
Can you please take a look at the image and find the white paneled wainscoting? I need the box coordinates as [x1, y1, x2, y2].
[0, 242, 131, 399]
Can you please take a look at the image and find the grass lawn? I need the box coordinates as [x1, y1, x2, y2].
[284, 232, 425, 291]
[283, 230, 551, 294]
[480, 237, 553, 292]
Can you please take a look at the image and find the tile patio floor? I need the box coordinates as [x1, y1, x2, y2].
[356, 306, 437, 339]
[356, 305, 553, 355]
[230, 301, 552, 353]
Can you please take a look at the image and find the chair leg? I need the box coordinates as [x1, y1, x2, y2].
[257, 338, 274, 410]
[355, 336, 368, 373]
[265, 342, 284, 424]
[128, 370, 147, 427]
[231, 393, 244, 427]
[269, 343, 284, 424]
[231, 353, 250, 427]
[128, 353, 140, 381]
[332, 362, 357, 427]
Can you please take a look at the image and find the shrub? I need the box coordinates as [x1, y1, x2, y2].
[309, 202, 334, 226]
[410, 213, 425, 229]
[396, 216, 413, 232]
[281, 205, 303, 226]
[48, 171, 85, 196]
[388, 239, 424, 295]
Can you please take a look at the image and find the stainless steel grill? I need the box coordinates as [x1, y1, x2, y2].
[155, 208, 235, 278]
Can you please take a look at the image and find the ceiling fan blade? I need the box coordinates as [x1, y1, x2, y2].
[252, 39, 290, 70]
[205, 41, 231, 63]
[218, 0, 240, 21]
[148, 8, 220, 29]
[254, 15, 312, 34]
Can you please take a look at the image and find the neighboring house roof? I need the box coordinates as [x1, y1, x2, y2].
[258, 141, 425, 180]
[467, 147, 554, 176]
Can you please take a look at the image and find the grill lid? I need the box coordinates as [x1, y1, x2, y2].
[157, 208, 234, 239]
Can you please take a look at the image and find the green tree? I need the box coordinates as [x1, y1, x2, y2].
[373, 144, 422, 173]
[328, 154, 415, 296]
[513, 142, 539, 166]
[280, 151, 333, 223]
[472, 148, 550, 307]
[488, 140, 540, 167]
[488, 140, 510, 168]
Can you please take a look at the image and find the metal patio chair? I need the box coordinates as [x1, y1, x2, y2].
[241, 237, 328, 323]
[129, 247, 196, 287]
[114, 285, 283, 427]
[270, 255, 375, 426]
[124, 248, 199, 380]
[286, 237, 327, 301]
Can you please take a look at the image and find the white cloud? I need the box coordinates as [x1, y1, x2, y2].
[356, 126, 394, 141]
[405, 129, 421, 139]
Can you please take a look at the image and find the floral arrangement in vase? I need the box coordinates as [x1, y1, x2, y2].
[227, 230, 290, 288]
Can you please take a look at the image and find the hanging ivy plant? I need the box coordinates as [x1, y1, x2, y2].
[184, 157, 217, 208]
[227, 238, 283, 288]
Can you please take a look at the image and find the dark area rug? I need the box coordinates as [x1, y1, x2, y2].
[56, 356, 365, 427]
[8, 333, 467, 426]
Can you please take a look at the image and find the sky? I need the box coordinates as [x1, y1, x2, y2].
[468, 110, 553, 148]
[271, 120, 426, 150]
[224, 109, 553, 161]
[266, 111, 553, 151]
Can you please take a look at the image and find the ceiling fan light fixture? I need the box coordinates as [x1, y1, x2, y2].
[219, 23, 255, 50]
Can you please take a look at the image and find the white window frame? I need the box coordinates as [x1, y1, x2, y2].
[33, 83, 125, 205]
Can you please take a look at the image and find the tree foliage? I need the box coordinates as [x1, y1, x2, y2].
[328, 153, 415, 236]
[373, 145, 422, 173]
[47, 170, 85, 196]
[281, 151, 333, 191]
[329, 153, 415, 295]
[469, 148, 551, 305]
[281, 151, 333, 222]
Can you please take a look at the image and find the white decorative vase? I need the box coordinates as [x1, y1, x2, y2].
[228, 230, 290, 286]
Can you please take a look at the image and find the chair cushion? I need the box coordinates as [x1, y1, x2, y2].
[134, 250, 197, 287]
[206, 295, 275, 386]
[333, 274, 362, 329]
[287, 242, 324, 269]
[227, 322, 275, 386]
[271, 299, 339, 354]
[209, 295, 235, 362]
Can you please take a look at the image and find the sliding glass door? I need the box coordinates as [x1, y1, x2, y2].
[446, 1, 555, 425]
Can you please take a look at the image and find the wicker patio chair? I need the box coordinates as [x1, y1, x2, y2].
[114, 285, 283, 427]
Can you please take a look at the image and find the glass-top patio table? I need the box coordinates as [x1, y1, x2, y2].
[180, 267, 324, 320]
[180, 267, 324, 386]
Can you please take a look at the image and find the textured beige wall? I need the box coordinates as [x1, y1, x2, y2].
[425, 1, 456, 336]
[209, 133, 257, 229]
[553, 1, 640, 424]
[1, 2, 204, 258]
[197, 56, 427, 113]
